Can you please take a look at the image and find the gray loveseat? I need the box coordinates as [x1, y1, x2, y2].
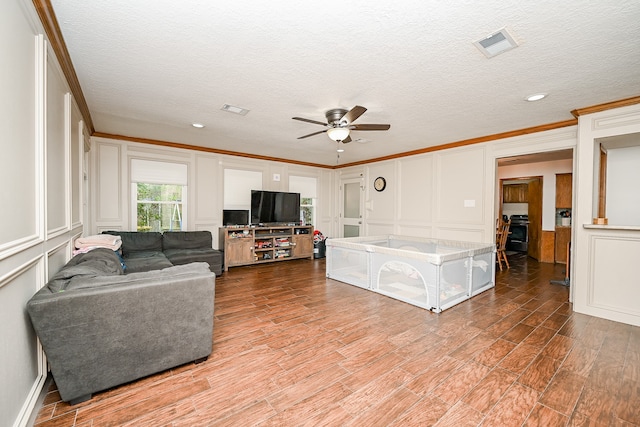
[26, 247, 216, 405]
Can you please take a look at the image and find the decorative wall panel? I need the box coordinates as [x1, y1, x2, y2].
[436, 148, 485, 224]
[399, 155, 433, 222]
[96, 142, 122, 222]
[590, 235, 640, 317]
[46, 62, 69, 235]
[195, 155, 218, 222]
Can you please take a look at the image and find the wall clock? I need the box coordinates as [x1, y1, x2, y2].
[374, 176, 386, 192]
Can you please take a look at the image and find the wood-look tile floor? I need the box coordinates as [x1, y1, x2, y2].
[35, 254, 640, 426]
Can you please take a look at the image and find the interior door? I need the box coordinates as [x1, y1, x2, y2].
[340, 178, 363, 237]
[527, 178, 543, 260]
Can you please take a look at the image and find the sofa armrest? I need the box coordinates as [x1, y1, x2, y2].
[27, 263, 215, 403]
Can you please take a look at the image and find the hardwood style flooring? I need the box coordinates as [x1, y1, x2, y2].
[34, 254, 640, 426]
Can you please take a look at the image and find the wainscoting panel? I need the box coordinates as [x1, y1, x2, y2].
[589, 235, 640, 318]
[0, 256, 46, 427]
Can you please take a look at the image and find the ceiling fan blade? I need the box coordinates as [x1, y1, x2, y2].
[350, 124, 391, 131]
[341, 135, 352, 143]
[297, 129, 328, 139]
[292, 117, 328, 126]
[341, 105, 367, 124]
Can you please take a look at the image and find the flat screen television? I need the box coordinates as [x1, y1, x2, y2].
[251, 190, 301, 225]
[223, 209, 249, 226]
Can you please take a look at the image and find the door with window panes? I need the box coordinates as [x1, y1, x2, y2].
[340, 177, 363, 237]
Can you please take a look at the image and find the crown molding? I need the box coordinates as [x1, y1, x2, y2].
[32, 0, 94, 133]
[571, 95, 640, 118]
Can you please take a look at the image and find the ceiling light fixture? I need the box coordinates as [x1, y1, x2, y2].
[192, 123, 204, 128]
[525, 93, 547, 102]
[337, 148, 345, 153]
[327, 127, 350, 142]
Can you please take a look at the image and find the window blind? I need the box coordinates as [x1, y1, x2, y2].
[130, 159, 187, 185]
[289, 175, 317, 198]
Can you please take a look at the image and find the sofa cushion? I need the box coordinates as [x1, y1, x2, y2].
[162, 231, 212, 250]
[164, 248, 222, 274]
[47, 248, 124, 292]
[122, 251, 173, 274]
[65, 262, 213, 291]
[102, 231, 163, 256]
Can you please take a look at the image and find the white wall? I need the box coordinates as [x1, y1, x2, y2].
[0, 1, 88, 425]
[573, 103, 640, 327]
[336, 144, 494, 243]
[606, 144, 640, 226]
[331, 131, 577, 244]
[89, 138, 331, 247]
[498, 159, 573, 230]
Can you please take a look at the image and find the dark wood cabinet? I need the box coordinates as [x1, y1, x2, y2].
[503, 184, 528, 203]
[292, 234, 314, 258]
[555, 227, 571, 264]
[556, 173, 573, 208]
[555, 173, 572, 263]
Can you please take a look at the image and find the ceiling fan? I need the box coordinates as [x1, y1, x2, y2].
[292, 105, 390, 143]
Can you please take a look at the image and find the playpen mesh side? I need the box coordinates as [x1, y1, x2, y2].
[371, 252, 470, 312]
[326, 246, 370, 289]
[373, 256, 436, 310]
[438, 257, 471, 310]
[470, 252, 494, 295]
[327, 236, 495, 312]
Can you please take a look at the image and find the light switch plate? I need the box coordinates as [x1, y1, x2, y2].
[464, 199, 476, 207]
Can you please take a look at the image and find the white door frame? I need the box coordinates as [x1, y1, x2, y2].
[339, 176, 364, 237]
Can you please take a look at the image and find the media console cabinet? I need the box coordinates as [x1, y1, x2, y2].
[219, 225, 314, 271]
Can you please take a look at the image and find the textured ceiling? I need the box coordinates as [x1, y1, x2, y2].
[49, 0, 640, 166]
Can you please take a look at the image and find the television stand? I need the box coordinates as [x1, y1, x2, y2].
[219, 225, 314, 271]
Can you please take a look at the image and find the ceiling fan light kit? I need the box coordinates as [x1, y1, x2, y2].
[327, 127, 350, 142]
[292, 105, 390, 145]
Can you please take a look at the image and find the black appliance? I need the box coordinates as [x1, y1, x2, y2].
[223, 209, 249, 226]
[507, 214, 529, 252]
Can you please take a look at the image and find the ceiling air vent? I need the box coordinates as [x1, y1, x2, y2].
[474, 28, 519, 58]
[221, 104, 250, 115]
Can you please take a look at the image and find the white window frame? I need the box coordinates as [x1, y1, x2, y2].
[131, 183, 188, 231]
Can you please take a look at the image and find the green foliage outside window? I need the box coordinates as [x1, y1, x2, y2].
[137, 183, 184, 232]
[301, 197, 314, 226]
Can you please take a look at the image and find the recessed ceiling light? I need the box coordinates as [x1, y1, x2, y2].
[525, 93, 547, 102]
[221, 104, 250, 115]
[191, 123, 205, 128]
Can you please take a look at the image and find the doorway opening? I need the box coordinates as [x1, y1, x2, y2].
[496, 149, 574, 265]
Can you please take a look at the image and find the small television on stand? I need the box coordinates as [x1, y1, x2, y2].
[223, 209, 249, 226]
[250, 190, 301, 225]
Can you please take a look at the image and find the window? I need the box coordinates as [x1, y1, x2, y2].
[130, 159, 188, 231]
[597, 133, 640, 225]
[135, 183, 185, 232]
[300, 197, 315, 226]
[290, 175, 317, 226]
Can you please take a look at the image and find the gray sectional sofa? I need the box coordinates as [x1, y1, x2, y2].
[102, 230, 223, 275]
[26, 230, 221, 405]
